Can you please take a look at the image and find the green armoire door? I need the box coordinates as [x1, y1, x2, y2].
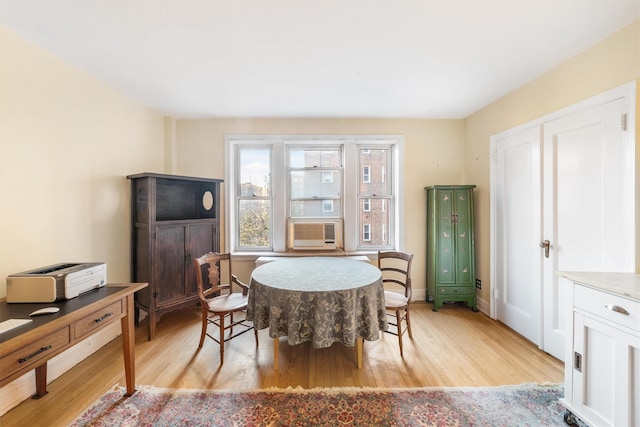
[425, 185, 477, 312]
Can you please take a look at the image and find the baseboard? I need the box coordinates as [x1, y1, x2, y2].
[412, 289, 427, 302]
[476, 296, 489, 315]
[412, 291, 489, 316]
[0, 322, 121, 416]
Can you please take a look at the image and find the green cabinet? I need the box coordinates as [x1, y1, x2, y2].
[425, 185, 477, 312]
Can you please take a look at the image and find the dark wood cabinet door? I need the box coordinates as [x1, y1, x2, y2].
[154, 225, 188, 307]
[186, 223, 219, 297]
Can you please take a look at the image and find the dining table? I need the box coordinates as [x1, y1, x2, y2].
[247, 256, 387, 370]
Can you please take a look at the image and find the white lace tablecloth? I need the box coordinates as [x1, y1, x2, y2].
[247, 257, 387, 348]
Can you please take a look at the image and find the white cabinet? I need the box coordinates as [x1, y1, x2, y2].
[559, 272, 640, 427]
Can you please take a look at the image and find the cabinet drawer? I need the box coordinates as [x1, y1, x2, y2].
[0, 327, 70, 375]
[74, 301, 123, 339]
[438, 286, 474, 295]
[575, 284, 640, 332]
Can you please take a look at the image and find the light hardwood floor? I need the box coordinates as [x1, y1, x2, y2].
[1, 302, 563, 426]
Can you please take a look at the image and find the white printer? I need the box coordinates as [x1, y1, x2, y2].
[6, 262, 107, 303]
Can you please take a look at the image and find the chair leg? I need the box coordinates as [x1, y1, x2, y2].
[219, 314, 225, 364]
[406, 308, 413, 339]
[198, 309, 207, 348]
[396, 309, 404, 357]
[254, 328, 259, 347]
[229, 312, 234, 337]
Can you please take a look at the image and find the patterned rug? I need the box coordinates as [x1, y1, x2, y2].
[70, 383, 566, 426]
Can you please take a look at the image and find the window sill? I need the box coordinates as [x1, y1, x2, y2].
[231, 250, 379, 263]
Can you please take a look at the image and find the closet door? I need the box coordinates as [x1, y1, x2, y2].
[491, 82, 635, 360]
[541, 96, 634, 359]
[493, 126, 542, 344]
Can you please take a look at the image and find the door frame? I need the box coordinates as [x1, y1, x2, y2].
[489, 81, 637, 323]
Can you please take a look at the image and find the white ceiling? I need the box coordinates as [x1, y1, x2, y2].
[1, 1, 638, 119]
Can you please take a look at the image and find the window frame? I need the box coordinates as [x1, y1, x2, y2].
[224, 135, 405, 255]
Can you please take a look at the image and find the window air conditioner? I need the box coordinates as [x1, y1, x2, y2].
[288, 220, 342, 250]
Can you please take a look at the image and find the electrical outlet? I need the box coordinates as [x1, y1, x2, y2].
[475, 278, 481, 289]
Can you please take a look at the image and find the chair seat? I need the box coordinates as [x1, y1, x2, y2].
[207, 293, 249, 312]
[384, 290, 409, 309]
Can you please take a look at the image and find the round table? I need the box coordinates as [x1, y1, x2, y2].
[247, 257, 387, 370]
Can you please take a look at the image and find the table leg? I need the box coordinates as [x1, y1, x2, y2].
[32, 363, 48, 399]
[121, 293, 136, 396]
[357, 337, 363, 369]
[273, 337, 279, 371]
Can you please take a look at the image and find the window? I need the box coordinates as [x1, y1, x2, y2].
[362, 165, 371, 183]
[225, 135, 404, 253]
[322, 171, 334, 183]
[236, 147, 271, 249]
[363, 224, 371, 241]
[289, 147, 341, 218]
[358, 147, 392, 248]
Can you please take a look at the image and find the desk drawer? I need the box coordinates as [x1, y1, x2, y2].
[575, 284, 640, 332]
[74, 301, 123, 339]
[0, 327, 70, 374]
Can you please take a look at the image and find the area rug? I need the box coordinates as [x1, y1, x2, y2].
[70, 383, 566, 426]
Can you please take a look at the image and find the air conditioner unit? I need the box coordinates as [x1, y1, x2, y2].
[288, 220, 343, 250]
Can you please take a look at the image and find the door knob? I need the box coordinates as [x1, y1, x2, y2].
[539, 240, 551, 258]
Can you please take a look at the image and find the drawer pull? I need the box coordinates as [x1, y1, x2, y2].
[94, 312, 113, 323]
[19, 345, 52, 363]
[605, 304, 629, 316]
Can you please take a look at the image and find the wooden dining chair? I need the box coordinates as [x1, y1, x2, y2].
[378, 251, 414, 357]
[192, 252, 258, 364]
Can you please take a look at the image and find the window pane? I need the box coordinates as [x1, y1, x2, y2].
[290, 170, 341, 198]
[359, 148, 390, 196]
[290, 149, 341, 168]
[239, 149, 270, 197]
[291, 199, 341, 218]
[238, 199, 271, 247]
[359, 198, 390, 246]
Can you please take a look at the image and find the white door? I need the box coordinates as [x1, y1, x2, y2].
[493, 126, 542, 344]
[541, 96, 634, 359]
[491, 83, 635, 360]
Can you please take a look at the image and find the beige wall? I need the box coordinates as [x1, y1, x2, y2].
[175, 21, 640, 302]
[0, 25, 165, 299]
[2, 20, 636, 308]
[175, 118, 466, 289]
[464, 20, 640, 304]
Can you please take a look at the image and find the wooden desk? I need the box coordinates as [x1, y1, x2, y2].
[0, 283, 146, 398]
